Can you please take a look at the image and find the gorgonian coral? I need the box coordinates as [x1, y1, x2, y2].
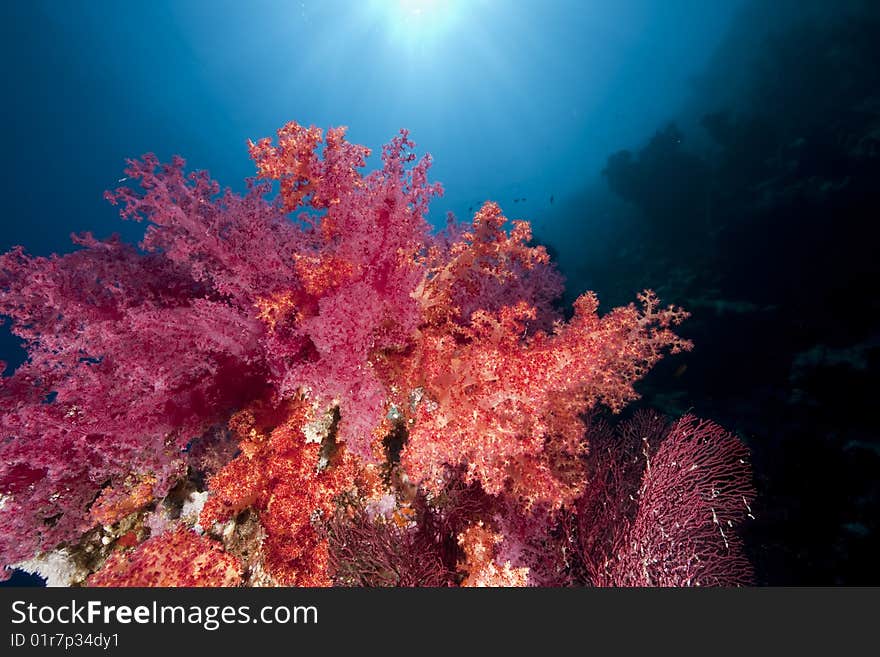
[0, 121, 751, 586]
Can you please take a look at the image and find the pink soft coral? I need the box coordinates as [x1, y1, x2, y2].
[0, 120, 746, 588]
[247, 124, 442, 457]
[398, 289, 690, 509]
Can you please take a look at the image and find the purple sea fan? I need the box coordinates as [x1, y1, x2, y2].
[576, 413, 755, 587]
[325, 505, 454, 587]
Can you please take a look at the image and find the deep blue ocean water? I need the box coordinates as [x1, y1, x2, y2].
[1, 1, 741, 253]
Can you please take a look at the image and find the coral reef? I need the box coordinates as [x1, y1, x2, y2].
[0, 121, 751, 586]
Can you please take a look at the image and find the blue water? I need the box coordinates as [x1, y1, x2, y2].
[1, 0, 742, 251]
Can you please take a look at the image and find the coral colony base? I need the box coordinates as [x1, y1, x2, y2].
[0, 121, 754, 587]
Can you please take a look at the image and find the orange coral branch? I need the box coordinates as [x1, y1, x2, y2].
[87, 527, 241, 587]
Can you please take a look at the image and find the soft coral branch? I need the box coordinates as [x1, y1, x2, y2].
[399, 288, 691, 509]
[201, 399, 362, 586]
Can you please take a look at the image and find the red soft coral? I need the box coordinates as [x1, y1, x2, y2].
[87, 527, 241, 587]
[417, 201, 564, 329]
[200, 399, 361, 586]
[0, 120, 745, 588]
[399, 290, 690, 509]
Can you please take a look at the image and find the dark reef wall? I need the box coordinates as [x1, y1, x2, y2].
[557, 0, 880, 584]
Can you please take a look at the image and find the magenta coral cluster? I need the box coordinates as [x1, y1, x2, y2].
[0, 121, 753, 586]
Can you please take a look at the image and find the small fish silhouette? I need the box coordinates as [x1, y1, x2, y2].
[673, 364, 688, 378]
[550, 194, 554, 204]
